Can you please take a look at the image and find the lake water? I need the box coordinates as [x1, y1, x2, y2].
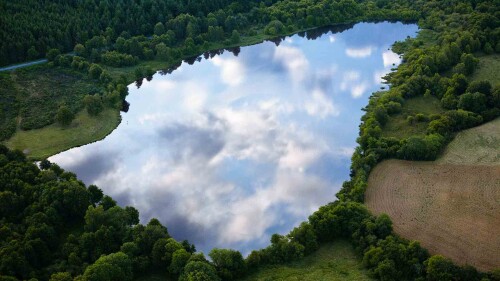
[50, 22, 418, 254]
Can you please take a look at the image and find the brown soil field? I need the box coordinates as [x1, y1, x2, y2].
[366, 119, 500, 272]
[366, 161, 500, 271]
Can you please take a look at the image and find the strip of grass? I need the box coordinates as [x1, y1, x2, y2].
[471, 54, 500, 85]
[240, 241, 373, 281]
[382, 95, 444, 139]
[437, 117, 500, 165]
[5, 108, 120, 160]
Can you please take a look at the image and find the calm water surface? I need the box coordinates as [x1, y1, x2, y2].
[50, 22, 418, 253]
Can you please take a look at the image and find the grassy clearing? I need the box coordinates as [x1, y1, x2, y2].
[471, 54, 500, 85]
[240, 241, 373, 281]
[11, 65, 102, 130]
[437, 117, 500, 165]
[5, 108, 120, 160]
[381, 95, 444, 139]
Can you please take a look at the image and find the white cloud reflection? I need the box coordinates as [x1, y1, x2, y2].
[345, 46, 374, 58]
[211, 56, 246, 86]
[273, 45, 309, 82]
[382, 50, 401, 67]
[304, 88, 339, 118]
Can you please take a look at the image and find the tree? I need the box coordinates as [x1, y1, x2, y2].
[49, 272, 72, 281]
[179, 261, 220, 281]
[74, 44, 86, 57]
[56, 105, 74, 126]
[168, 249, 191, 276]
[483, 42, 493, 54]
[46, 48, 61, 62]
[230, 30, 240, 44]
[155, 43, 169, 60]
[27, 46, 39, 60]
[466, 80, 491, 95]
[154, 22, 165, 36]
[151, 238, 169, 268]
[84, 94, 104, 116]
[88, 185, 104, 206]
[458, 92, 487, 113]
[134, 67, 144, 80]
[287, 222, 318, 255]
[425, 255, 456, 281]
[88, 64, 103, 79]
[460, 53, 478, 75]
[209, 248, 246, 280]
[83, 252, 133, 281]
[165, 238, 183, 265]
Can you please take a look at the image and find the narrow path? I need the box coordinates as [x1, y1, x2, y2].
[0, 59, 48, 72]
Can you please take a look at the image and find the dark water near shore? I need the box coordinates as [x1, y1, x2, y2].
[50, 22, 418, 254]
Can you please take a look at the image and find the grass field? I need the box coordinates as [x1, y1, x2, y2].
[366, 119, 500, 272]
[437, 118, 500, 165]
[381, 95, 443, 139]
[5, 108, 120, 160]
[471, 54, 500, 85]
[240, 241, 373, 281]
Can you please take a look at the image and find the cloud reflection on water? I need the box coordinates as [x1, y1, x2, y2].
[50, 22, 417, 254]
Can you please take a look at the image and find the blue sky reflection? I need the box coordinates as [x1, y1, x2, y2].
[50, 22, 418, 254]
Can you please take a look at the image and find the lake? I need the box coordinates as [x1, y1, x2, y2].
[50, 22, 418, 254]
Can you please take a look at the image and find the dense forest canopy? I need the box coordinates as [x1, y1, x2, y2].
[0, 0, 266, 66]
[0, 0, 499, 280]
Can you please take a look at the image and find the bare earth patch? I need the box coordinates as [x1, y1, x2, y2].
[366, 119, 500, 272]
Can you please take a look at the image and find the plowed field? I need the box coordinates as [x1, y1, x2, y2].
[365, 119, 500, 271]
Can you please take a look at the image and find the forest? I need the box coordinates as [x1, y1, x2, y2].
[0, 0, 499, 280]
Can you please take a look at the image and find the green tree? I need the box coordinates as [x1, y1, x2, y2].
[74, 44, 86, 57]
[49, 272, 72, 281]
[56, 105, 74, 126]
[27, 46, 39, 60]
[154, 22, 165, 36]
[83, 252, 133, 281]
[230, 30, 240, 44]
[46, 48, 61, 62]
[88, 185, 104, 206]
[168, 249, 191, 276]
[155, 43, 169, 60]
[287, 222, 318, 255]
[84, 95, 104, 116]
[458, 92, 487, 113]
[165, 238, 183, 265]
[179, 261, 221, 281]
[88, 64, 103, 79]
[460, 53, 478, 75]
[209, 248, 246, 280]
[466, 80, 491, 95]
[425, 255, 456, 281]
